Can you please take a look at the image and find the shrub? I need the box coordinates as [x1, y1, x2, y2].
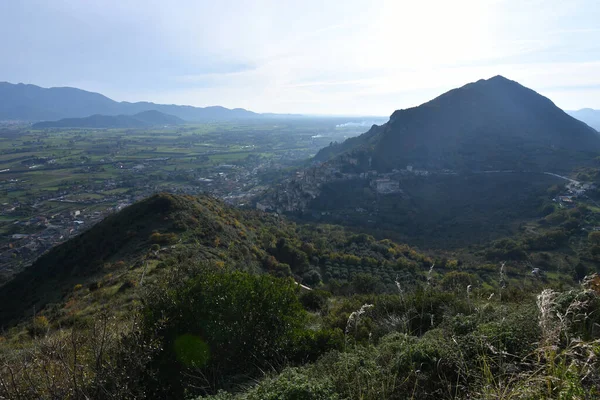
[199, 368, 338, 400]
[485, 239, 527, 261]
[149, 232, 178, 245]
[350, 273, 382, 294]
[28, 315, 50, 337]
[302, 269, 322, 286]
[440, 271, 476, 293]
[290, 328, 344, 363]
[139, 271, 308, 397]
[525, 229, 567, 250]
[299, 290, 331, 312]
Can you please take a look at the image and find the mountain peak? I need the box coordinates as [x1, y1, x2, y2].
[317, 77, 600, 172]
[486, 74, 511, 82]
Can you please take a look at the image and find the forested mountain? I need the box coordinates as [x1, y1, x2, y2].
[568, 108, 600, 131]
[316, 76, 600, 172]
[0, 82, 259, 121]
[32, 110, 184, 128]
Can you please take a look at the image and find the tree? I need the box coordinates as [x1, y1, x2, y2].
[302, 269, 322, 286]
[589, 231, 600, 246]
[351, 273, 382, 294]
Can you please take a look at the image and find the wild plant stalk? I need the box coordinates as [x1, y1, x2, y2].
[499, 262, 506, 303]
[343, 303, 374, 399]
[530, 276, 600, 398]
[419, 263, 435, 335]
[537, 288, 560, 346]
[395, 275, 405, 305]
[467, 284, 472, 313]
[391, 275, 412, 334]
[345, 303, 374, 340]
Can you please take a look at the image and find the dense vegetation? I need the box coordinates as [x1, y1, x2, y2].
[307, 172, 560, 248]
[1, 193, 599, 399]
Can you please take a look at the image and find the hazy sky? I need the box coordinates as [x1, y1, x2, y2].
[1, 0, 599, 115]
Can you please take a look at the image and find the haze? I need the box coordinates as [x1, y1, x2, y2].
[1, 0, 599, 115]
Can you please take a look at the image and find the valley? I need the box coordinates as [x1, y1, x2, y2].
[4, 0, 600, 397]
[2, 76, 600, 399]
[0, 118, 384, 281]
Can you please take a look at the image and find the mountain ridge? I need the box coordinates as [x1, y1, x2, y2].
[32, 109, 185, 129]
[568, 108, 600, 130]
[0, 81, 260, 122]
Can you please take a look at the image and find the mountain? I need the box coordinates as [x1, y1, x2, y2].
[32, 110, 185, 129]
[316, 76, 600, 172]
[260, 76, 600, 248]
[0, 193, 262, 325]
[0, 192, 432, 326]
[568, 108, 600, 131]
[0, 82, 259, 122]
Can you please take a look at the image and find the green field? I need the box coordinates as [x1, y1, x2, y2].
[0, 118, 385, 272]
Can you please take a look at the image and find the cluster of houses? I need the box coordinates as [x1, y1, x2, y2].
[255, 161, 429, 213]
[553, 181, 596, 208]
[0, 208, 111, 274]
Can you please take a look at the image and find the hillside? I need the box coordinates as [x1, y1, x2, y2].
[0, 193, 260, 325]
[1, 192, 598, 399]
[316, 76, 600, 173]
[0, 193, 442, 327]
[32, 110, 184, 128]
[568, 108, 600, 131]
[0, 82, 259, 122]
[263, 77, 600, 248]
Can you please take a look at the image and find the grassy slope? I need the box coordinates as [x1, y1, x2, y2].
[0, 193, 267, 326]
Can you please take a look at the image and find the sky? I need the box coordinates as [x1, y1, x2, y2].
[1, 0, 599, 115]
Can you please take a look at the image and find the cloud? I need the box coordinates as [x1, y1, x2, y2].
[1, 0, 599, 114]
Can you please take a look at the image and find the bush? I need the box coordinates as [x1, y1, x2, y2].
[350, 273, 382, 294]
[299, 290, 331, 312]
[149, 232, 178, 245]
[525, 229, 567, 250]
[485, 239, 527, 261]
[199, 368, 338, 400]
[139, 271, 308, 397]
[302, 269, 322, 286]
[440, 271, 476, 293]
[290, 328, 344, 363]
[28, 315, 50, 336]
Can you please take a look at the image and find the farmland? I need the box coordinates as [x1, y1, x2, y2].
[0, 117, 384, 280]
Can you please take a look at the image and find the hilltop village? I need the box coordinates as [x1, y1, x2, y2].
[257, 157, 597, 216]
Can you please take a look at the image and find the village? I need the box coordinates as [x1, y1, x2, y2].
[256, 156, 600, 221]
[0, 154, 292, 281]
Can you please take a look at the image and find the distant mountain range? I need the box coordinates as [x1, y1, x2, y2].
[316, 75, 600, 172]
[0, 82, 259, 122]
[568, 108, 600, 131]
[32, 110, 184, 129]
